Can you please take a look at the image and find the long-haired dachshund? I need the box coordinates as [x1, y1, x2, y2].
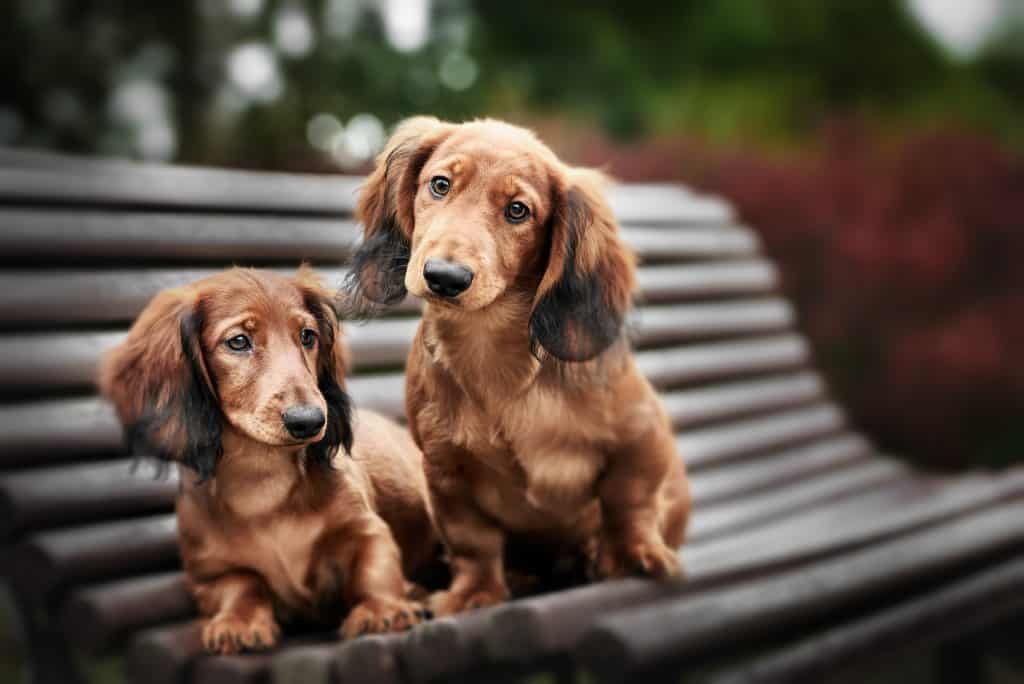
[347, 118, 691, 615]
[100, 267, 437, 652]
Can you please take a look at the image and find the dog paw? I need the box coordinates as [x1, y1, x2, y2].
[202, 614, 280, 654]
[340, 597, 431, 639]
[592, 538, 681, 580]
[428, 587, 507, 616]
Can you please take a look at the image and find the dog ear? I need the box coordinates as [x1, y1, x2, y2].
[99, 289, 223, 481]
[345, 116, 453, 308]
[297, 267, 355, 465]
[529, 169, 636, 362]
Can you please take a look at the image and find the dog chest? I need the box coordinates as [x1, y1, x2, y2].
[445, 388, 607, 524]
[207, 514, 326, 612]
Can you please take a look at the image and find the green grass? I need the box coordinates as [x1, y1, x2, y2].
[0, 584, 26, 684]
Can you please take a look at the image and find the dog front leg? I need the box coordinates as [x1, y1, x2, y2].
[327, 518, 430, 639]
[192, 571, 280, 654]
[594, 427, 683, 580]
[426, 463, 509, 615]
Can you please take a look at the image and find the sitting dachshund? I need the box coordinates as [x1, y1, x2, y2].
[100, 267, 437, 653]
[347, 117, 691, 615]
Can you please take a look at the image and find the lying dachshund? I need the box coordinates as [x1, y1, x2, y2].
[347, 117, 691, 615]
[100, 267, 437, 653]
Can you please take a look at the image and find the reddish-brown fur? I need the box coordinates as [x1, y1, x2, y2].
[99, 267, 437, 652]
[351, 118, 691, 615]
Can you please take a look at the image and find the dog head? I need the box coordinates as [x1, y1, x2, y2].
[349, 117, 635, 362]
[99, 266, 353, 481]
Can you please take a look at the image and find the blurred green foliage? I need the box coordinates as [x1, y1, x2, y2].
[0, 588, 24, 684]
[2, 0, 1023, 168]
[1, 0, 1023, 470]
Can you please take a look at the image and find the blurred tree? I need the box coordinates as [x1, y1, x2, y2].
[2, 0, 1024, 167]
[471, 1, 952, 137]
[1, 1, 1022, 469]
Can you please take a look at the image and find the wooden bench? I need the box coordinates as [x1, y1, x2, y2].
[0, 148, 1021, 684]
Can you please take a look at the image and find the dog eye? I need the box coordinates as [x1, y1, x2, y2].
[225, 334, 252, 352]
[429, 176, 451, 198]
[505, 201, 530, 223]
[300, 328, 318, 349]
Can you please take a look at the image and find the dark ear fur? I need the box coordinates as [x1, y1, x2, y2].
[529, 171, 636, 362]
[343, 116, 451, 313]
[173, 310, 223, 480]
[100, 292, 223, 481]
[301, 283, 354, 465]
[344, 212, 411, 309]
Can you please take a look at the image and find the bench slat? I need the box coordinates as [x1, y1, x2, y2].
[268, 645, 338, 684]
[269, 636, 413, 684]
[689, 434, 872, 506]
[662, 371, 823, 428]
[478, 475, 1024, 674]
[636, 334, 810, 388]
[636, 260, 779, 302]
[0, 459, 176, 539]
[346, 375, 406, 420]
[0, 210, 359, 262]
[270, 635, 409, 684]
[0, 397, 122, 465]
[688, 459, 908, 543]
[137, 630, 324, 684]
[125, 621, 203, 684]
[626, 226, 758, 260]
[605, 183, 734, 225]
[192, 654, 275, 684]
[0, 167, 362, 215]
[0, 330, 123, 394]
[574, 497, 1024, 682]
[0, 160, 730, 224]
[10, 514, 178, 599]
[631, 298, 794, 347]
[0, 299, 794, 395]
[61, 572, 193, 657]
[706, 555, 1024, 684]
[193, 635, 357, 684]
[681, 403, 845, 469]
[687, 467, 1024, 578]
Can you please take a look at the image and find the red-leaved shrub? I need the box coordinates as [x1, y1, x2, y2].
[556, 118, 1022, 468]
[689, 122, 1024, 469]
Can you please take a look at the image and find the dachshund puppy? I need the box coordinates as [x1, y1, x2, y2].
[347, 118, 690, 615]
[100, 267, 436, 653]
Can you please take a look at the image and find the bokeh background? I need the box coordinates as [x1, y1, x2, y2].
[2, 0, 1022, 471]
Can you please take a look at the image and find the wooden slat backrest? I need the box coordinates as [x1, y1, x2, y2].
[0, 154, 842, 478]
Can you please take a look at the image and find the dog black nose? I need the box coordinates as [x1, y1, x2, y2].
[423, 258, 474, 298]
[282, 405, 326, 439]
